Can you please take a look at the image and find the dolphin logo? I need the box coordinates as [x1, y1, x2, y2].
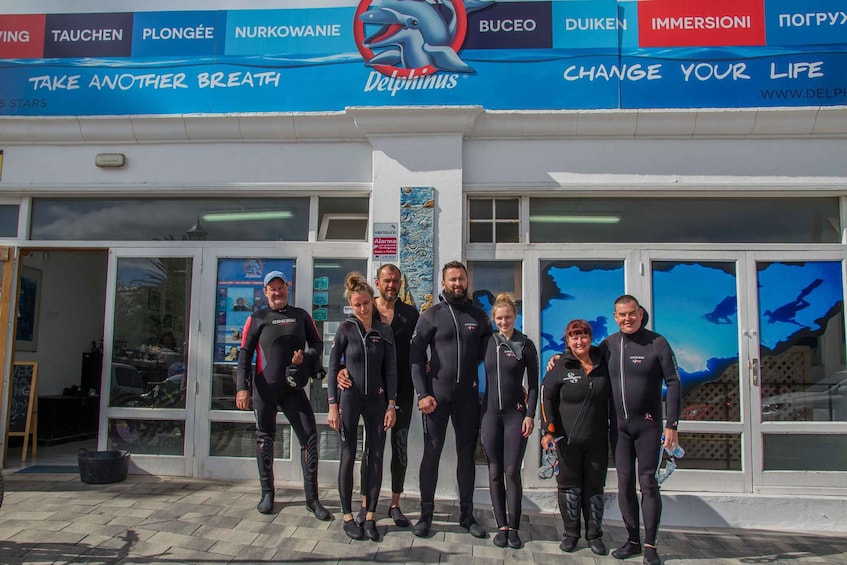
[354, 0, 494, 78]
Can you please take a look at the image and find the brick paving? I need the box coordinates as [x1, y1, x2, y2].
[1, 471, 846, 564]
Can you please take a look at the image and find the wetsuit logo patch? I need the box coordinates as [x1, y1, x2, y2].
[563, 371, 581, 383]
[271, 318, 295, 325]
[644, 413, 654, 421]
[464, 322, 478, 331]
[629, 355, 645, 364]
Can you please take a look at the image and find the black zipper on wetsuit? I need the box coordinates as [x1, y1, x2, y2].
[496, 340, 505, 412]
[446, 303, 462, 385]
[567, 377, 593, 445]
[619, 334, 629, 422]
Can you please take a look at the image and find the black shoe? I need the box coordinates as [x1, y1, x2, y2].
[559, 535, 579, 552]
[643, 545, 661, 565]
[413, 515, 432, 538]
[388, 506, 410, 528]
[493, 529, 508, 548]
[306, 499, 331, 521]
[612, 541, 642, 559]
[590, 538, 607, 555]
[343, 518, 364, 541]
[460, 516, 487, 538]
[363, 519, 380, 541]
[507, 530, 522, 549]
[355, 507, 367, 527]
[256, 492, 274, 514]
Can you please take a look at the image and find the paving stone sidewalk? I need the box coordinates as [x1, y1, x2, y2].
[1, 471, 845, 564]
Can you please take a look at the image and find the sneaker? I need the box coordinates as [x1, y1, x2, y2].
[256, 492, 274, 514]
[612, 541, 642, 559]
[388, 506, 410, 527]
[355, 507, 367, 527]
[305, 499, 331, 521]
[363, 519, 380, 541]
[559, 535, 578, 552]
[413, 515, 432, 538]
[343, 518, 364, 541]
[493, 529, 509, 548]
[460, 516, 487, 538]
[643, 545, 661, 565]
[590, 538, 607, 555]
[507, 529, 522, 549]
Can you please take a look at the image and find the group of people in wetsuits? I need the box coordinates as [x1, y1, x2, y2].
[236, 261, 681, 565]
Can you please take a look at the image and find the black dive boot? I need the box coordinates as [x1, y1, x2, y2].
[302, 432, 330, 520]
[558, 487, 582, 552]
[587, 493, 607, 555]
[413, 502, 434, 537]
[256, 436, 275, 514]
[459, 503, 487, 538]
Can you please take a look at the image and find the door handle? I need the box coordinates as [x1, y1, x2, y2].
[749, 358, 760, 386]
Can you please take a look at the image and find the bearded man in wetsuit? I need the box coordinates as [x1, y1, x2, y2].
[410, 261, 492, 538]
[236, 270, 330, 520]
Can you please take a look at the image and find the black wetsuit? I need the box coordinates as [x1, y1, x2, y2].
[327, 317, 397, 515]
[600, 327, 681, 546]
[360, 300, 419, 497]
[237, 305, 323, 505]
[541, 346, 612, 540]
[410, 292, 492, 519]
[480, 331, 539, 530]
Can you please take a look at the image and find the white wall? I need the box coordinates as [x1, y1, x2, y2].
[14, 251, 108, 396]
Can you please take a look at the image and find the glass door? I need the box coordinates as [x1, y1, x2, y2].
[642, 251, 847, 493]
[200, 249, 368, 485]
[748, 253, 847, 490]
[100, 249, 200, 476]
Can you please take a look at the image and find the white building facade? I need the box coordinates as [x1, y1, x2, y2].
[1, 1, 846, 533]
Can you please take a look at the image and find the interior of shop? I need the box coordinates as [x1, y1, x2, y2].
[3, 249, 107, 470]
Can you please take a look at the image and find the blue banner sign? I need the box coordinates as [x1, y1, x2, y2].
[0, 0, 845, 116]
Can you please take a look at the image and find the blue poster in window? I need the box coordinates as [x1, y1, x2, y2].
[214, 258, 295, 363]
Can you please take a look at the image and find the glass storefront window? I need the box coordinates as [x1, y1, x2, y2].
[468, 198, 520, 243]
[110, 257, 191, 409]
[309, 258, 368, 414]
[0, 204, 19, 237]
[529, 198, 840, 243]
[652, 261, 741, 423]
[758, 261, 846, 423]
[30, 198, 310, 241]
[679, 432, 741, 471]
[764, 434, 847, 471]
[210, 422, 290, 458]
[317, 197, 369, 240]
[538, 260, 625, 369]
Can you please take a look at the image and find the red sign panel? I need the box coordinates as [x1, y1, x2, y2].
[638, 0, 766, 48]
[0, 14, 45, 58]
[373, 237, 397, 257]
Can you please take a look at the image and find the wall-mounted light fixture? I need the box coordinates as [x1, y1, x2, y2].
[95, 153, 126, 168]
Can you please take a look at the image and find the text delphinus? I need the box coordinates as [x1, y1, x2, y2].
[364, 70, 459, 96]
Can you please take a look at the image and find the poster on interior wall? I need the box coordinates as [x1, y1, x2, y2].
[15, 266, 41, 352]
[0, 0, 845, 116]
[214, 258, 295, 363]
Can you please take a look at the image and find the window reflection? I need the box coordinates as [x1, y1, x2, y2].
[110, 257, 191, 410]
[31, 198, 309, 241]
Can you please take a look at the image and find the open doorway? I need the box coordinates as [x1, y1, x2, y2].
[3, 248, 108, 471]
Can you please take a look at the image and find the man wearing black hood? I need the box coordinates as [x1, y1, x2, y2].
[603, 295, 681, 565]
[410, 261, 492, 538]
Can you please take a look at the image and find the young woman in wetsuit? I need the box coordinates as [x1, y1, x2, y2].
[326, 272, 397, 542]
[480, 293, 539, 549]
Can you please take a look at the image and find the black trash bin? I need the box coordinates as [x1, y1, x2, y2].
[78, 449, 130, 484]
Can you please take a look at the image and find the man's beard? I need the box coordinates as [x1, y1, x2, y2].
[444, 287, 467, 300]
[380, 288, 398, 302]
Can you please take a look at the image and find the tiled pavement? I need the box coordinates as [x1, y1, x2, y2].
[1, 471, 846, 564]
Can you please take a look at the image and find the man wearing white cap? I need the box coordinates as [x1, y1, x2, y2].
[236, 270, 330, 519]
